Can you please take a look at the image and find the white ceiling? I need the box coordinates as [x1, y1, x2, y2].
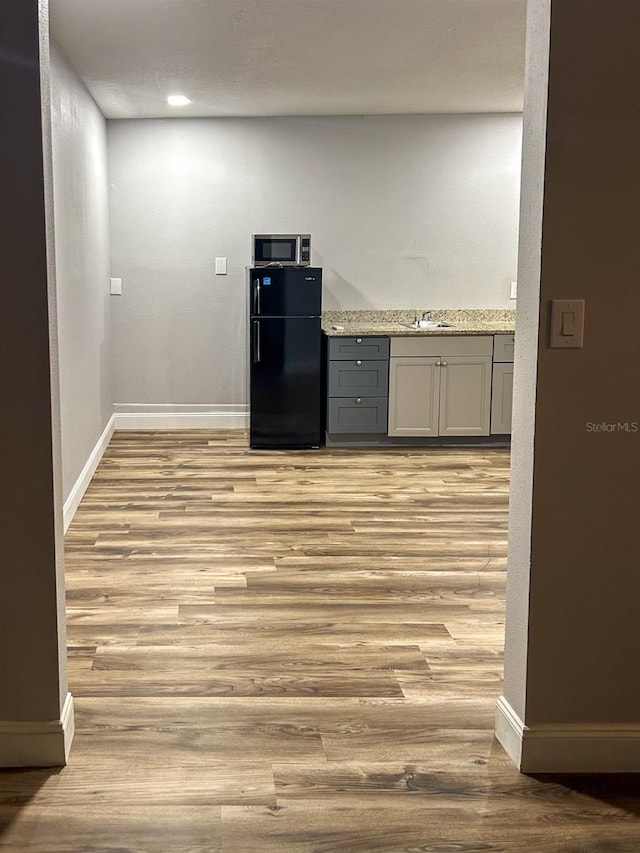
[50, 0, 527, 119]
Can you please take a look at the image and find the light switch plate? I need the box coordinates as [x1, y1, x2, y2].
[215, 257, 227, 275]
[510, 281, 517, 300]
[110, 277, 122, 295]
[549, 299, 585, 348]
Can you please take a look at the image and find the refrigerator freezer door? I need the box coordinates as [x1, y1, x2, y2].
[250, 317, 322, 448]
[250, 268, 322, 317]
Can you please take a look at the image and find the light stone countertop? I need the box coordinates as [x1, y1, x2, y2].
[321, 309, 516, 336]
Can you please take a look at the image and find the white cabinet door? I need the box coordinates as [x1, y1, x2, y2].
[388, 357, 440, 436]
[438, 356, 492, 436]
[491, 362, 514, 434]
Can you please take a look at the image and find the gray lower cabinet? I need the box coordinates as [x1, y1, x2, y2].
[491, 334, 515, 434]
[388, 337, 493, 437]
[326, 333, 512, 440]
[327, 337, 389, 434]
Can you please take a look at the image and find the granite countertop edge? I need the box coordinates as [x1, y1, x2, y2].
[321, 309, 516, 337]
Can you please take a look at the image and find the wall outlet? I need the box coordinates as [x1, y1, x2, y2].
[510, 281, 517, 300]
[110, 277, 122, 295]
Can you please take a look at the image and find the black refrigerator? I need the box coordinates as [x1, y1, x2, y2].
[249, 267, 322, 449]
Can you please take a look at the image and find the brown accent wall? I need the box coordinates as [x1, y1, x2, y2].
[0, 0, 68, 722]
[527, 0, 640, 723]
[504, 0, 640, 730]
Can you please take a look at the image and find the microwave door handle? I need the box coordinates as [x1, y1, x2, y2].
[253, 279, 261, 314]
[253, 320, 260, 363]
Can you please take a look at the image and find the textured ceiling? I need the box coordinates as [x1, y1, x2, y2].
[50, 0, 527, 119]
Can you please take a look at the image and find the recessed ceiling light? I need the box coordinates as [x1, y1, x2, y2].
[167, 95, 191, 107]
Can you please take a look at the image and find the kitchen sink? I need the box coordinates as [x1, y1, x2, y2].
[398, 321, 456, 330]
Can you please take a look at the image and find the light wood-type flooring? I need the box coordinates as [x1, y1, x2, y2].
[1, 430, 639, 851]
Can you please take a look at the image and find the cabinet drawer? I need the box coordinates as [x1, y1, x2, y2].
[493, 334, 515, 363]
[328, 397, 388, 433]
[390, 336, 493, 358]
[328, 360, 389, 397]
[328, 336, 390, 360]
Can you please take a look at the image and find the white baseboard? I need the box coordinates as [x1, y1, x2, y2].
[495, 695, 524, 768]
[63, 416, 115, 532]
[113, 403, 249, 430]
[495, 695, 640, 772]
[0, 692, 74, 768]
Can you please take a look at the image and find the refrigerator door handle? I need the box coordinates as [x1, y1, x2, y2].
[253, 279, 261, 314]
[253, 320, 260, 363]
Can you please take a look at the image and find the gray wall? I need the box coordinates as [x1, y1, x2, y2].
[108, 114, 522, 407]
[50, 43, 111, 500]
[503, 0, 640, 744]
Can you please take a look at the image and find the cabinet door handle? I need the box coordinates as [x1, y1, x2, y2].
[436, 361, 441, 367]
[356, 360, 362, 366]
[355, 398, 362, 404]
[442, 361, 448, 367]
[356, 338, 362, 344]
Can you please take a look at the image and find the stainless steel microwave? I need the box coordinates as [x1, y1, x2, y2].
[252, 234, 311, 267]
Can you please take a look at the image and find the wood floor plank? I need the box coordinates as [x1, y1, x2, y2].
[90, 642, 430, 672]
[71, 668, 406, 698]
[132, 620, 455, 645]
[176, 602, 474, 621]
[0, 806, 223, 853]
[220, 801, 640, 853]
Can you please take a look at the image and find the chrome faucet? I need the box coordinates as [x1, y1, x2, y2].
[417, 311, 435, 327]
